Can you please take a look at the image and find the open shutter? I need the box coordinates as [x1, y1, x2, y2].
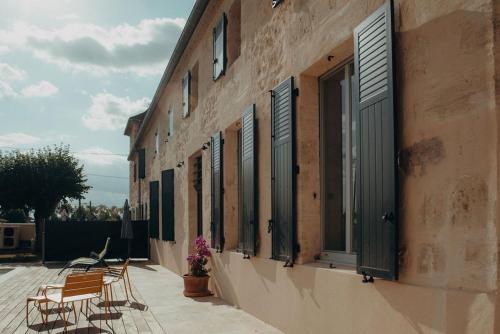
[271, 77, 296, 265]
[182, 72, 191, 118]
[241, 105, 257, 256]
[211, 131, 224, 251]
[354, 1, 398, 280]
[213, 14, 227, 80]
[161, 169, 175, 241]
[138, 149, 145, 179]
[149, 181, 159, 239]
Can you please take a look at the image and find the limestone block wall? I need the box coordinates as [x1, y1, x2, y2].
[127, 0, 500, 332]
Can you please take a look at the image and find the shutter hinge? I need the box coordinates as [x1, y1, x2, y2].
[294, 88, 299, 97]
[295, 165, 300, 174]
[283, 257, 293, 268]
[295, 243, 301, 254]
[362, 272, 374, 283]
[267, 219, 273, 233]
[222, 188, 225, 194]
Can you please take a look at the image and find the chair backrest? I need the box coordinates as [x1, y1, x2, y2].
[97, 237, 111, 260]
[118, 258, 130, 278]
[62, 271, 104, 298]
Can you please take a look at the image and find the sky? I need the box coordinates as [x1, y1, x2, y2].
[0, 0, 195, 207]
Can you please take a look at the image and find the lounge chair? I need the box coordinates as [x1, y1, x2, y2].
[58, 237, 111, 275]
[27, 271, 108, 331]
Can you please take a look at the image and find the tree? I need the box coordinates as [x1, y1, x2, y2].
[0, 145, 90, 249]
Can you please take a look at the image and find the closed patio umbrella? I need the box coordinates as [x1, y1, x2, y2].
[121, 199, 133, 258]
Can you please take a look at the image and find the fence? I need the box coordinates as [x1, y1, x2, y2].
[43, 220, 149, 262]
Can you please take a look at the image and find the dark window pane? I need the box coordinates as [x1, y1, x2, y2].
[323, 69, 346, 252]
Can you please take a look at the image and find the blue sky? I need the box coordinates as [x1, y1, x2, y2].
[0, 0, 195, 206]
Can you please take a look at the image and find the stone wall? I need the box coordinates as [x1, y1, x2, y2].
[127, 0, 500, 332]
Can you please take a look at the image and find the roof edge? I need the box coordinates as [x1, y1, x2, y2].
[127, 0, 209, 160]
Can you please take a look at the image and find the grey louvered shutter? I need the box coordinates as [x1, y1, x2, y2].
[354, 1, 398, 280]
[213, 14, 227, 80]
[182, 71, 191, 118]
[138, 149, 145, 179]
[161, 169, 175, 241]
[241, 105, 257, 256]
[211, 131, 224, 251]
[149, 181, 159, 239]
[271, 77, 296, 265]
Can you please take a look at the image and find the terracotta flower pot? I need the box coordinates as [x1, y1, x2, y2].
[183, 274, 212, 297]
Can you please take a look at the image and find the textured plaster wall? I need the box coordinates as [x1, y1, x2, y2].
[127, 0, 500, 332]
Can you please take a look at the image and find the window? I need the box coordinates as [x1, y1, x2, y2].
[320, 61, 357, 266]
[213, 14, 227, 80]
[227, 0, 241, 68]
[182, 72, 190, 118]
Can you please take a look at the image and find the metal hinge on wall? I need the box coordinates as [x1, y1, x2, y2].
[267, 220, 273, 233]
[294, 87, 299, 97]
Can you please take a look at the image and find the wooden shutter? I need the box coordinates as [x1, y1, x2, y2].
[161, 169, 175, 241]
[271, 77, 296, 265]
[182, 72, 191, 118]
[241, 105, 257, 256]
[213, 14, 227, 80]
[138, 149, 145, 179]
[149, 181, 159, 239]
[354, 1, 398, 280]
[211, 131, 224, 251]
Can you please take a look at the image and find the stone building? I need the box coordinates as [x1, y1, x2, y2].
[125, 0, 500, 332]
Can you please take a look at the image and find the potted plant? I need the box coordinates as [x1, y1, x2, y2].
[183, 236, 212, 297]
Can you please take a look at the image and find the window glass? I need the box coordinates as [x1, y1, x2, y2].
[321, 61, 357, 262]
[155, 130, 159, 155]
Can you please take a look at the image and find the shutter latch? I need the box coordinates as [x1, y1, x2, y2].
[381, 211, 394, 223]
[267, 220, 273, 233]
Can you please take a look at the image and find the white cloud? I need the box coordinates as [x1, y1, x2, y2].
[77, 147, 127, 166]
[0, 132, 41, 148]
[20, 80, 58, 97]
[83, 93, 149, 131]
[0, 18, 185, 76]
[0, 63, 25, 81]
[0, 81, 18, 98]
[0, 46, 9, 55]
[0, 63, 25, 98]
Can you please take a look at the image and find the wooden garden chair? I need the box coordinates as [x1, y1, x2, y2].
[102, 258, 136, 304]
[30, 271, 108, 331]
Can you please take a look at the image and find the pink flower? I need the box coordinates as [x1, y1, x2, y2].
[187, 236, 211, 276]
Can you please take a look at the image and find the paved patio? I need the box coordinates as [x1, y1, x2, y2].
[0, 262, 282, 334]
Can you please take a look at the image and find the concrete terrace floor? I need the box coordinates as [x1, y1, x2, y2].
[0, 262, 283, 334]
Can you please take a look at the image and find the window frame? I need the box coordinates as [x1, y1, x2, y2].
[319, 59, 356, 266]
[212, 13, 227, 81]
